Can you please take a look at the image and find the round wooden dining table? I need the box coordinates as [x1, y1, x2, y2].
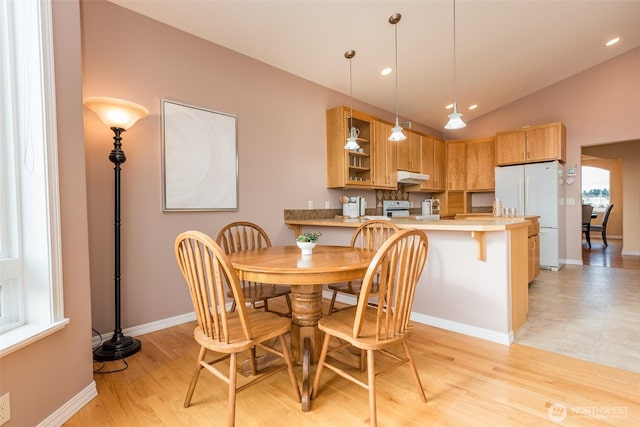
[228, 244, 375, 411]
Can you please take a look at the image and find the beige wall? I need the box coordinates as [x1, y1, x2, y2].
[0, 1, 95, 425]
[445, 47, 640, 261]
[81, 0, 421, 334]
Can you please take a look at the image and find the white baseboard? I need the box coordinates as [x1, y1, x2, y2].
[92, 311, 197, 347]
[37, 381, 97, 427]
[410, 312, 513, 345]
[321, 289, 357, 307]
[622, 250, 640, 256]
[564, 258, 583, 266]
[322, 290, 513, 345]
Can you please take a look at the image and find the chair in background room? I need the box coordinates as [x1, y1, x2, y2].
[175, 231, 300, 427]
[216, 221, 292, 317]
[582, 204, 594, 248]
[590, 204, 614, 247]
[326, 219, 399, 315]
[311, 229, 429, 427]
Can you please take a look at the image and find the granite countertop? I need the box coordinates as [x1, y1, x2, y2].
[284, 216, 530, 232]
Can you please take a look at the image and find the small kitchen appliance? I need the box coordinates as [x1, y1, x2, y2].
[382, 200, 410, 217]
[421, 198, 440, 216]
[343, 196, 366, 218]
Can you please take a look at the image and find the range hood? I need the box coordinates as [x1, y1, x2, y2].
[397, 170, 430, 184]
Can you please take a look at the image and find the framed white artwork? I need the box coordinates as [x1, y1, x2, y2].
[162, 99, 238, 211]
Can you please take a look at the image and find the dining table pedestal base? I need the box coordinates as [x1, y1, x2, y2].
[289, 284, 324, 411]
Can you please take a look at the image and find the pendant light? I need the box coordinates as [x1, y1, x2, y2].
[344, 49, 360, 150]
[388, 13, 407, 141]
[444, 0, 466, 130]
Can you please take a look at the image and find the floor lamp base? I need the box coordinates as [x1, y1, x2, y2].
[94, 333, 141, 361]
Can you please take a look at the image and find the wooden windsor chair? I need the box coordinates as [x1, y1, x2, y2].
[312, 229, 429, 426]
[175, 230, 301, 427]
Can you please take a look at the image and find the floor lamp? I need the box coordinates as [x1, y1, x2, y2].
[84, 97, 149, 361]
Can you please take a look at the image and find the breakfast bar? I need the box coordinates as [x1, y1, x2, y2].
[285, 217, 531, 344]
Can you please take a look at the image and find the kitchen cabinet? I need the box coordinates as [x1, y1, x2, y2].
[446, 140, 466, 190]
[466, 137, 495, 191]
[396, 130, 421, 173]
[326, 106, 374, 188]
[407, 136, 446, 192]
[495, 122, 566, 166]
[525, 216, 540, 282]
[372, 120, 397, 189]
[529, 234, 540, 283]
[432, 138, 446, 191]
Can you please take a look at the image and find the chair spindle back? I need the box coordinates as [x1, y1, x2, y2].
[216, 221, 271, 255]
[350, 219, 399, 251]
[175, 230, 251, 344]
[353, 229, 428, 340]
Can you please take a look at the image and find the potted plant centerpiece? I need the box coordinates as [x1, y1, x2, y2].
[296, 232, 321, 255]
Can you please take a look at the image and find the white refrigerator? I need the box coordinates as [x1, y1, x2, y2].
[495, 160, 565, 270]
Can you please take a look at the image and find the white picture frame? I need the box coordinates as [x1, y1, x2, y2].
[161, 99, 238, 211]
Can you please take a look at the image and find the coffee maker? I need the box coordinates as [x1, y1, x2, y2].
[421, 198, 440, 216]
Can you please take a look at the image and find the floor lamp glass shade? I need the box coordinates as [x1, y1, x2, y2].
[444, 105, 466, 130]
[84, 97, 149, 130]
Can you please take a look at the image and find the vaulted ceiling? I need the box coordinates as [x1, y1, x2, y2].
[108, 0, 640, 130]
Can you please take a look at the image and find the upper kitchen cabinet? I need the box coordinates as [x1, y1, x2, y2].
[446, 140, 466, 191]
[372, 120, 398, 189]
[396, 130, 421, 173]
[406, 136, 445, 192]
[466, 137, 495, 191]
[495, 122, 566, 166]
[326, 106, 374, 188]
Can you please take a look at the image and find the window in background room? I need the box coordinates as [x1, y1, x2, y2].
[581, 166, 610, 214]
[0, 0, 67, 356]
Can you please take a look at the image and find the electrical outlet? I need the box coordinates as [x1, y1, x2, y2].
[0, 392, 10, 425]
[324, 200, 330, 209]
[307, 200, 313, 209]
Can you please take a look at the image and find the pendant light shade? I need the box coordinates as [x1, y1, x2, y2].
[444, 0, 466, 130]
[388, 13, 406, 142]
[445, 104, 466, 130]
[344, 50, 360, 150]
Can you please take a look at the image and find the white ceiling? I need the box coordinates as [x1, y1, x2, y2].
[108, 0, 640, 131]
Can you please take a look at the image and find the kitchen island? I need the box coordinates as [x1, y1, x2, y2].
[284, 216, 531, 344]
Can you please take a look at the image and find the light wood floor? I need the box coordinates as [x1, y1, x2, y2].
[66, 306, 640, 425]
[583, 237, 640, 270]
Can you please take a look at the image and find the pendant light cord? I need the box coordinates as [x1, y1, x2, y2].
[452, 0, 458, 109]
[345, 50, 356, 132]
[394, 17, 399, 122]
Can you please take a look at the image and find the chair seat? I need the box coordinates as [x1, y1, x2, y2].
[229, 284, 291, 302]
[327, 280, 379, 296]
[318, 307, 410, 351]
[193, 309, 291, 354]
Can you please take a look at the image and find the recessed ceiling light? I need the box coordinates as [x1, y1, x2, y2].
[445, 103, 454, 110]
[468, 104, 478, 110]
[606, 37, 620, 47]
[380, 67, 392, 76]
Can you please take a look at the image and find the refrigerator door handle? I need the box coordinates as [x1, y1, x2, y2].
[525, 175, 530, 215]
[518, 175, 524, 216]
